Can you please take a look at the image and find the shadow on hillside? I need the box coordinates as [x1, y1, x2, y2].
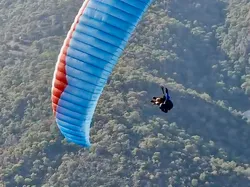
[150, 0, 227, 88]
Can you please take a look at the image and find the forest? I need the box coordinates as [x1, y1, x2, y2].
[0, 0, 250, 186]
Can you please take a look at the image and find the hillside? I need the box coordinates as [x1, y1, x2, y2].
[0, 0, 250, 186]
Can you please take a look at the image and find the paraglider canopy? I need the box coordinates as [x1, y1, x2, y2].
[51, 0, 154, 147]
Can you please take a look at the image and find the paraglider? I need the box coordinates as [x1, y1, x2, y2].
[151, 86, 174, 113]
[51, 0, 154, 147]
